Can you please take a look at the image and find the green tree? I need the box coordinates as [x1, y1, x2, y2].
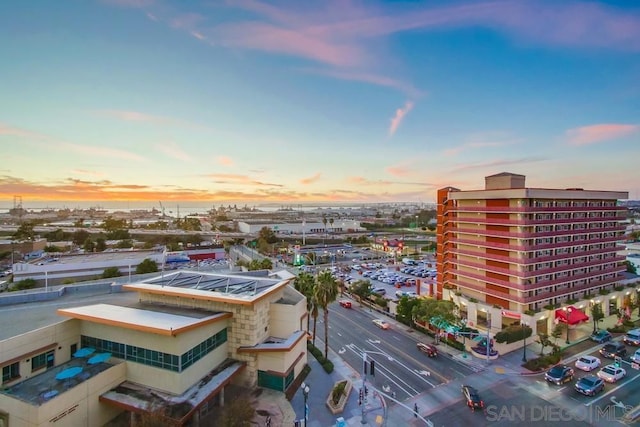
[72, 229, 90, 246]
[11, 278, 37, 291]
[259, 258, 273, 270]
[314, 271, 339, 359]
[136, 259, 159, 274]
[102, 216, 128, 232]
[591, 302, 604, 334]
[44, 228, 66, 241]
[258, 226, 278, 244]
[116, 239, 134, 249]
[294, 272, 316, 333]
[350, 279, 372, 304]
[12, 222, 35, 241]
[83, 237, 95, 253]
[102, 267, 122, 279]
[216, 396, 256, 427]
[551, 323, 564, 345]
[625, 260, 638, 275]
[44, 245, 62, 253]
[535, 332, 552, 356]
[396, 296, 420, 327]
[412, 299, 457, 339]
[95, 237, 107, 252]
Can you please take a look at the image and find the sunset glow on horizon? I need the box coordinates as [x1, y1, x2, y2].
[1, 0, 639, 209]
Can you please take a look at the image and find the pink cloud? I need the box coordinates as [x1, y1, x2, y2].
[388, 101, 414, 137]
[300, 173, 321, 185]
[0, 123, 42, 138]
[566, 124, 639, 145]
[304, 68, 425, 98]
[97, 110, 175, 124]
[217, 156, 234, 166]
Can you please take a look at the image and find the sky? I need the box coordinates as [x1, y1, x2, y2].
[1, 0, 639, 209]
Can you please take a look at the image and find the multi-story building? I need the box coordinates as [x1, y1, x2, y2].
[436, 172, 629, 333]
[0, 269, 307, 426]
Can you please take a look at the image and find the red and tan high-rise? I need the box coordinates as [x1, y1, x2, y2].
[436, 172, 628, 313]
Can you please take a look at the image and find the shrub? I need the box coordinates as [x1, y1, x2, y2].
[543, 304, 555, 310]
[495, 324, 532, 344]
[607, 325, 628, 333]
[11, 279, 37, 291]
[524, 309, 535, 316]
[566, 299, 578, 305]
[331, 381, 347, 405]
[443, 338, 465, 351]
[322, 360, 334, 373]
[623, 320, 635, 328]
[599, 289, 610, 295]
[615, 286, 624, 292]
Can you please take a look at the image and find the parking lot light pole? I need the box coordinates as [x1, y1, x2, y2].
[301, 382, 310, 426]
[521, 321, 528, 363]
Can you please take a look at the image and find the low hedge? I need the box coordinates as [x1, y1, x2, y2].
[495, 324, 532, 344]
[331, 381, 347, 405]
[307, 342, 334, 373]
[523, 352, 562, 371]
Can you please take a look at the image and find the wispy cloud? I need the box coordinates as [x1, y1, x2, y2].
[389, 101, 414, 136]
[60, 142, 146, 162]
[71, 169, 106, 177]
[217, 156, 234, 166]
[0, 123, 44, 139]
[443, 131, 521, 156]
[95, 110, 177, 124]
[300, 173, 321, 185]
[303, 68, 425, 98]
[450, 156, 548, 173]
[385, 163, 413, 177]
[206, 173, 283, 187]
[156, 141, 192, 162]
[566, 123, 639, 146]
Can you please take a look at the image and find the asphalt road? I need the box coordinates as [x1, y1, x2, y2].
[326, 299, 475, 401]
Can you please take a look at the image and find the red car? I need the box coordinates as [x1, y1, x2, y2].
[339, 300, 352, 308]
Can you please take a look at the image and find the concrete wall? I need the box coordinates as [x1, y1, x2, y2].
[269, 299, 306, 338]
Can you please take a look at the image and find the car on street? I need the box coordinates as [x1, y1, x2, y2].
[623, 329, 640, 346]
[461, 385, 484, 411]
[574, 375, 605, 396]
[544, 365, 574, 385]
[599, 342, 627, 359]
[590, 330, 613, 343]
[631, 349, 640, 364]
[417, 342, 438, 357]
[575, 355, 601, 372]
[338, 300, 352, 308]
[596, 364, 626, 383]
[372, 319, 390, 330]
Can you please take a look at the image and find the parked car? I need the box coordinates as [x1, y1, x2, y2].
[461, 385, 484, 411]
[623, 329, 640, 346]
[631, 349, 640, 364]
[544, 365, 574, 385]
[575, 355, 601, 372]
[371, 287, 386, 296]
[575, 375, 605, 396]
[417, 342, 438, 357]
[338, 300, 352, 309]
[590, 330, 613, 343]
[599, 342, 627, 359]
[395, 290, 418, 299]
[597, 364, 626, 383]
[372, 319, 390, 330]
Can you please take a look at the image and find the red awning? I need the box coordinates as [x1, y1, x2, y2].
[555, 306, 589, 325]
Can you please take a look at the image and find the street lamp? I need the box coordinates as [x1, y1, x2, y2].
[565, 307, 572, 344]
[590, 300, 597, 334]
[521, 321, 528, 363]
[361, 350, 393, 425]
[301, 381, 310, 426]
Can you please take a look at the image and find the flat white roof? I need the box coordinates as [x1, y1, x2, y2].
[57, 303, 227, 336]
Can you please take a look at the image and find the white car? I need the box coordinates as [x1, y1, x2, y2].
[631, 350, 640, 364]
[372, 319, 390, 330]
[596, 365, 626, 383]
[575, 355, 601, 372]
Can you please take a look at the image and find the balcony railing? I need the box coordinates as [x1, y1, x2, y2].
[448, 205, 624, 213]
[448, 225, 625, 239]
[449, 264, 626, 292]
[450, 256, 626, 279]
[450, 275, 624, 304]
[446, 247, 625, 265]
[451, 216, 626, 226]
[448, 235, 624, 252]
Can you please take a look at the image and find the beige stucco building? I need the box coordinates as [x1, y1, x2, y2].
[0, 269, 308, 426]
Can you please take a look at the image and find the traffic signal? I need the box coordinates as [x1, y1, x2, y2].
[615, 356, 621, 367]
[370, 360, 375, 376]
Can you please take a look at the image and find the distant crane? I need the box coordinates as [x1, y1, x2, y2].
[158, 201, 166, 219]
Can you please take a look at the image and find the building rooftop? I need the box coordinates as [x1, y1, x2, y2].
[1, 356, 117, 406]
[57, 304, 231, 336]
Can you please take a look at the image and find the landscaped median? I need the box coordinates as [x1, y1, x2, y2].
[325, 379, 352, 415]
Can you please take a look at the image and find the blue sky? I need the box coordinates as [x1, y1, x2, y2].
[1, 0, 639, 208]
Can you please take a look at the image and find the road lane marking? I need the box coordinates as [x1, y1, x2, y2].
[585, 371, 640, 406]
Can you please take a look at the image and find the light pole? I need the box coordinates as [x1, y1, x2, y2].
[565, 307, 572, 344]
[521, 321, 528, 363]
[361, 350, 393, 425]
[590, 300, 597, 334]
[301, 381, 310, 426]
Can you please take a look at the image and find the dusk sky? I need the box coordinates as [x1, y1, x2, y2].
[1, 0, 639, 209]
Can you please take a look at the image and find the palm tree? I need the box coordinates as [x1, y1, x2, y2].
[329, 217, 334, 232]
[314, 271, 339, 358]
[293, 272, 315, 333]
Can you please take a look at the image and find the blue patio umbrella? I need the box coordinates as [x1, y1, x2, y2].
[88, 352, 112, 365]
[73, 347, 95, 358]
[55, 366, 83, 380]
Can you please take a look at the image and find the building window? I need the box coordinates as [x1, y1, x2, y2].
[31, 350, 54, 372]
[2, 362, 19, 383]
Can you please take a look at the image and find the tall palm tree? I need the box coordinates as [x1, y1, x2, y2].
[314, 271, 339, 359]
[329, 217, 334, 232]
[293, 272, 315, 333]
